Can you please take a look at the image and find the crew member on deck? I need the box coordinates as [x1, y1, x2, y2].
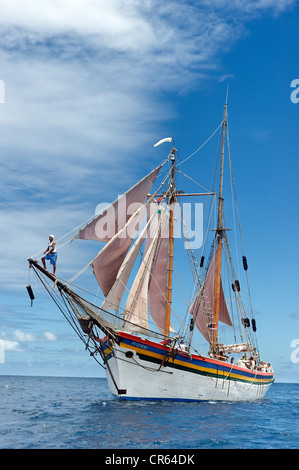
[217, 350, 228, 361]
[237, 354, 247, 368]
[42, 234, 57, 274]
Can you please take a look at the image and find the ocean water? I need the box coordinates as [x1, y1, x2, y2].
[0, 375, 298, 450]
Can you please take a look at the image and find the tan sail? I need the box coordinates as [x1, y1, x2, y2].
[148, 209, 171, 334]
[91, 203, 147, 296]
[75, 165, 161, 242]
[190, 252, 232, 344]
[123, 224, 160, 331]
[101, 205, 160, 311]
[123, 205, 175, 334]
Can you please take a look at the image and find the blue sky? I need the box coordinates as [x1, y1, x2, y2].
[0, 0, 298, 383]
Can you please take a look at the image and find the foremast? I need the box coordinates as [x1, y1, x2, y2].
[165, 147, 176, 337]
[212, 103, 227, 351]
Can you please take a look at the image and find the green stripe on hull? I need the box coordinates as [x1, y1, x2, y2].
[136, 352, 274, 386]
[102, 339, 274, 387]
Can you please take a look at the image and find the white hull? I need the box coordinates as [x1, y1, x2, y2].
[103, 336, 273, 402]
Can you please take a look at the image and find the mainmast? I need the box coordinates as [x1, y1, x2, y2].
[165, 147, 176, 337]
[212, 104, 227, 351]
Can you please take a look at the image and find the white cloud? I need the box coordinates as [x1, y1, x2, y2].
[12, 329, 35, 342]
[43, 331, 57, 341]
[0, 339, 20, 352]
[0, 0, 294, 172]
[0, 1, 155, 51]
[0, 329, 58, 347]
[196, 0, 295, 16]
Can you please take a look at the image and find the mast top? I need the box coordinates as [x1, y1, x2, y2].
[216, 103, 227, 238]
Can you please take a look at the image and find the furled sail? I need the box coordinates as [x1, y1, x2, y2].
[75, 165, 161, 242]
[190, 253, 232, 343]
[222, 343, 252, 354]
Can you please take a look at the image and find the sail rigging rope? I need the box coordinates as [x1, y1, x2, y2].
[29, 115, 261, 366]
[64, 165, 173, 286]
[176, 121, 223, 168]
[29, 156, 171, 262]
[30, 264, 106, 370]
[226, 123, 259, 353]
[175, 168, 213, 194]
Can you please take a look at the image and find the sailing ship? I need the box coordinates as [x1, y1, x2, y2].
[28, 104, 274, 401]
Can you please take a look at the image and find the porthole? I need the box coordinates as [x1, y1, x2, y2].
[125, 351, 134, 359]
